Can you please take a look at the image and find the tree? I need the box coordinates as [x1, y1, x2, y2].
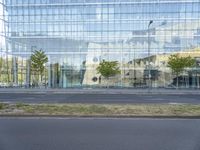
[30, 49, 48, 84]
[96, 60, 120, 87]
[168, 54, 195, 88]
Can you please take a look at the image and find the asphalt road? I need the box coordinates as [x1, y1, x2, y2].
[0, 93, 200, 104]
[0, 118, 199, 150]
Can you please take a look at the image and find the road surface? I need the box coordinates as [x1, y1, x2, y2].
[0, 93, 200, 104]
[0, 118, 199, 150]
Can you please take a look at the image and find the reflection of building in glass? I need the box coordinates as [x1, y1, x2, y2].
[1, 0, 200, 88]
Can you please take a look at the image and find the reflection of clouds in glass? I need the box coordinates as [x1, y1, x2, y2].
[96, 7, 102, 20]
[96, 7, 110, 20]
[97, 14, 101, 20]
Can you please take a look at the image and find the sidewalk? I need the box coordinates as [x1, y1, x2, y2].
[0, 88, 199, 95]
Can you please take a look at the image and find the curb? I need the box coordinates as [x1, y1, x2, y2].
[0, 114, 200, 119]
[0, 91, 200, 95]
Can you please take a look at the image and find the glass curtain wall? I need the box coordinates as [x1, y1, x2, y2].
[0, 0, 200, 88]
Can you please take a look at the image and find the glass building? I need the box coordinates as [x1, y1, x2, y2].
[1, 0, 200, 88]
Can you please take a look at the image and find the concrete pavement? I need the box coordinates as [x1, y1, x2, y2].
[0, 88, 200, 94]
[0, 118, 199, 150]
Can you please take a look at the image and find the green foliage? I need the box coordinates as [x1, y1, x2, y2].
[31, 49, 48, 75]
[0, 103, 3, 110]
[0, 57, 12, 82]
[16, 102, 28, 108]
[0, 57, 3, 69]
[168, 54, 195, 76]
[97, 60, 120, 79]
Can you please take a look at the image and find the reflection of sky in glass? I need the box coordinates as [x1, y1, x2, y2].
[8, 1, 199, 35]
[6, 0, 200, 58]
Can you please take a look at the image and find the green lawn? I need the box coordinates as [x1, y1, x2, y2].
[1, 103, 200, 117]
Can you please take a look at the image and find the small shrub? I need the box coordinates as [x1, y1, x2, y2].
[0, 103, 3, 110]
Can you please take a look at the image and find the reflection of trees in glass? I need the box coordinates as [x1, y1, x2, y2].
[0, 57, 12, 83]
[168, 54, 195, 88]
[97, 60, 120, 87]
[0, 57, 3, 81]
[30, 49, 48, 84]
[6, 56, 11, 83]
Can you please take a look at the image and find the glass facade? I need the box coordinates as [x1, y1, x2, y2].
[1, 0, 200, 88]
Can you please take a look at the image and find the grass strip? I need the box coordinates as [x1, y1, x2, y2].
[0, 102, 200, 117]
[0, 103, 9, 110]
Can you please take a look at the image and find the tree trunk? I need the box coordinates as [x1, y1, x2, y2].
[176, 75, 179, 89]
[40, 74, 43, 83]
[106, 77, 109, 88]
[37, 73, 40, 87]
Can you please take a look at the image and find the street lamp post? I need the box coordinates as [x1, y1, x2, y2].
[148, 20, 153, 90]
